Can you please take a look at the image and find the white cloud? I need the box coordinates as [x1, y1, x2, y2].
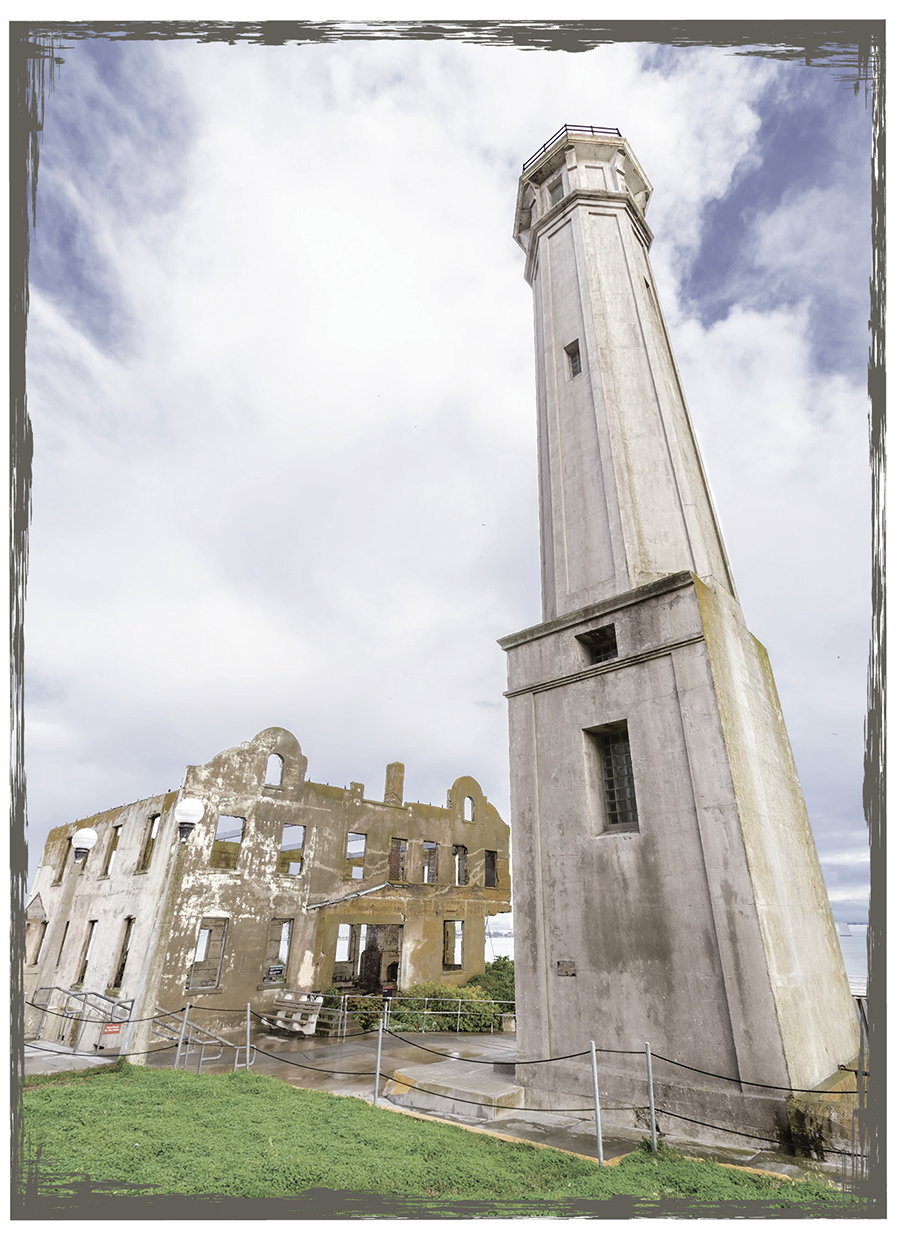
[23, 36, 870, 917]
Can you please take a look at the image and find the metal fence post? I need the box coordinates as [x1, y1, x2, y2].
[245, 1002, 251, 1070]
[174, 1003, 191, 1069]
[590, 1040, 604, 1166]
[645, 1042, 657, 1151]
[373, 1017, 384, 1107]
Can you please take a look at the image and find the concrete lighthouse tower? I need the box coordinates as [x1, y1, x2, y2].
[500, 126, 858, 1143]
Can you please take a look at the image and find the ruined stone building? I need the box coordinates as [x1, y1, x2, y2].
[501, 126, 858, 1140]
[24, 728, 510, 1048]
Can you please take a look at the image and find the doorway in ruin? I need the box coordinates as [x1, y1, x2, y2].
[332, 923, 403, 992]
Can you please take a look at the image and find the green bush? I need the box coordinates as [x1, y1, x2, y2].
[389, 982, 499, 1032]
[476, 956, 515, 1010]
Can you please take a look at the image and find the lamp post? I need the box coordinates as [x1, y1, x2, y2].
[71, 827, 99, 864]
[175, 798, 204, 843]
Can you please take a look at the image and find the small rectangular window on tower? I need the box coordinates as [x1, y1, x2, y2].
[549, 178, 564, 205]
[577, 624, 618, 664]
[565, 339, 582, 377]
[586, 721, 639, 833]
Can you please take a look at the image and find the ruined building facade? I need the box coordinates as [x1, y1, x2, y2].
[24, 728, 510, 1048]
[501, 126, 858, 1139]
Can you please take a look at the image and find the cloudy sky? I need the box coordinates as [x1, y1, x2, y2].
[22, 27, 873, 921]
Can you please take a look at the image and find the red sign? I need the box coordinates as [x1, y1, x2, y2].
[102, 1023, 122, 1035]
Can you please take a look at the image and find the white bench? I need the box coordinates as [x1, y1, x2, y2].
[260, 991, 324, 1036]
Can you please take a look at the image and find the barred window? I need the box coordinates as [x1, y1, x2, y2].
[589, 721, 639, 833]
[565, 339, 582, 377]
[577, 623, 618, 664]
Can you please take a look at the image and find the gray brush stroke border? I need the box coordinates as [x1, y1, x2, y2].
[9, 19, 886, 1220]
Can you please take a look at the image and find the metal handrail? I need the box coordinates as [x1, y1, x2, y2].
[153, 1004, 256, 1073]
[522, 124, 621, 174]
[30, 986, 133, 1042]
[320, 993, 515, 1036]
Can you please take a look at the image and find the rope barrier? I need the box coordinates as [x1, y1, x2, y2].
[652, 1106, 866, 1157]
[648, 1052, 860, 1095]
[385, 1027, 593, 1065]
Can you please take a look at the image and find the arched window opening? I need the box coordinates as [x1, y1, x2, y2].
[265, 753, 284, 787]
[464, 796, 475, 822]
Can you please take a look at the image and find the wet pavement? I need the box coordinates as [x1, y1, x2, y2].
[23, 1031, 845, 1181]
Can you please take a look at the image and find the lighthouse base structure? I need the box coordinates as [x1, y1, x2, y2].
[501, 571, 859, 1148]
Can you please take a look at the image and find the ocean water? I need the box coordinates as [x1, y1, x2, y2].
[485, 921, 869, 981]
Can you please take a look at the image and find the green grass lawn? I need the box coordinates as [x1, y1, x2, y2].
[20, 1062, 857, 1217]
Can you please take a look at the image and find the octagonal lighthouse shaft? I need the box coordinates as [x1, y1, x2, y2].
[514, 128, 736, 622]
[501, 127, 858, 1137]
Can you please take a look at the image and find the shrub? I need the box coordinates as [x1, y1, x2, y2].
[475, 956, 515, 1009]
[389, 982, 499, 1032]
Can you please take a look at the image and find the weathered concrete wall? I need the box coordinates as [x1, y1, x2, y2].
[504, 129, 858, 1142]
[158, 731, 510, 1032]
[503, 572, 856, 1116]
[516, 132, 735, 623]
[24, 792, 178, 1046]
[25, 728, 510, 1046]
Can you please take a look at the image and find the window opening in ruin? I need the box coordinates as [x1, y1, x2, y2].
[389, 837, 408, 881]
[264, 753, 284, 787]
[346, 832, 366, 880]
[137, 815, 161, 872]
[588, 721, 639, 832]
[422, 840, 438, 883]
[277, 822, 306, 874]
[577, 623, 618, 664]
[565, 339, 582, 377]
[549, 178, 564, 205]
[74, 920, 97, 987]
[453, 844, 468, 885]
[443, 921, 463, 969]
[31, 922, 48, 965]
[484, 849, 498, 888]
[187, 917, 228, 989]
[262, 918, 293, 984]
[335, 922, 351, 964]
[211, 815, 245, 870]
[53, 839, 72, 884]
[111, 917, 134, 990]
[463, 796, 474, 822]
[102, 825, 121, 877]
[55, 921, 69, 968]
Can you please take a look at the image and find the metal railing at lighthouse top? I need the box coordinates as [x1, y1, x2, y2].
[522, 125, 622, 174]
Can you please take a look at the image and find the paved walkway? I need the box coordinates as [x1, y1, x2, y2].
[22, 1032, 843, 1181]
